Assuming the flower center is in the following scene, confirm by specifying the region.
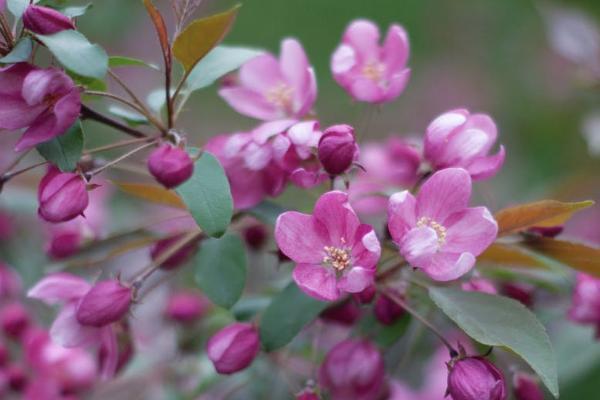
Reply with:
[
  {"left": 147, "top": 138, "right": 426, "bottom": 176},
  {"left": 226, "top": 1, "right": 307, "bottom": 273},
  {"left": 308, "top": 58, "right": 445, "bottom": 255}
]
[
  {"left": 323, "top": 245, "right": 351, "bottom": 271},
  {"left": 266, "top": 82, "right": 294, "bottom": 108},
  {"left": 416, "top": 216, "right": 447, "bottom": 245},
  {"left": 361, "top": 61, "right": 386, "bottom": 82}
]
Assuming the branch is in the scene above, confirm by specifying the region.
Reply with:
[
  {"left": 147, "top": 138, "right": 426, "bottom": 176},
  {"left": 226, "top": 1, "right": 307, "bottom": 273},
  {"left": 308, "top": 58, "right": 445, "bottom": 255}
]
[{"left": 80, "top": 105, "right": 148, "bottom": 138}]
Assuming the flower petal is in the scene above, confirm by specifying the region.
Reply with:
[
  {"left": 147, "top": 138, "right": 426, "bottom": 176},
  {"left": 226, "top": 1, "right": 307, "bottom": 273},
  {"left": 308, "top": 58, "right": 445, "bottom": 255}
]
[
  {"left": 292, "top": 263, "right": 339, "bottom": 301},
  {"left": 416, "top": 168, "right": 471, "bottom": 221},
  {"left": 387, "top": 190, "right": 417, "bottom": 244},
  {"left": 342, "top": 19, "right": 380, "bottom": 61},
  {"left": 219, "top": 87, "right": 281, "bottom": 120},
  {"left": 419, "top": 251, "right": 475, "bottom": 281},
  {"left": 238, "top": 54, "right": 283, "bottom": 93},
  {"left": 275, "top": 211, "right": 327, "bottom": 264},
  {"left": 351, "top": 225, "right": 381, "bottom": 269},
  {"left": 331, "top": 44, "right": 357, "bottom": 76},
  {"left": 0, "top": 96, "right": 44, "bottom": 130},
  {"left": 27, "top": 273, "right": 90, "bottom": 305},
  {"left": 0, "top": 63, "right": 33, "bottom": 96},
  {"left": 382, "top": 24, "right": 409, "bottom": 72},
  {"left": 280, "top": 38, "right": 311, "bottom": 101},
  {"left": 444, "top": 207, "right": 498, "bottom": 256},
  {"left": 424, "top": 109, "right": 468, "bottom": 162},
  {"left": 466, "top": 145, "right": 506, "bottom": 181},
  {"left": 382, "top": 68, "right": 411, "bottom": 102},
  {"left": 313, "top": 191, "right": 361, "bottom": 247},
  {"left": 50, "top": 305, "right": 99, "bottom": 347},
  {"left": 400, "top": 226, "right": 439, "bottom": 267},
  {"left": 337, "top": 266, "right": 374, "bottom": 294},
  {"left": 349, "top": 77, "right": 384, "bottom": 102}
]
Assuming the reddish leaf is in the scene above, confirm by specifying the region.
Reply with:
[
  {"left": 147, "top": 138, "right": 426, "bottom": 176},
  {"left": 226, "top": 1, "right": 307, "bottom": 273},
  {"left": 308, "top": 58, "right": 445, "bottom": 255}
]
[
  {"left": 112, "top": 181, "right": 186, "bottom": 209},
  {"left": 478, "top": 242, "right": 546, "bottom": 269},
  {"left": 143, "top": 0, "right": 172, "bottom": 69},
  {"left": 524, "top": 237, "right": 600, "bottom": 278}
]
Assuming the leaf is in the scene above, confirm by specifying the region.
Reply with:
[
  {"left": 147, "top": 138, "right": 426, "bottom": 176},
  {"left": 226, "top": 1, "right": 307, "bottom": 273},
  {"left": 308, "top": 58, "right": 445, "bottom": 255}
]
[
  {"left": 524, "top": 237, "right": 600, "bottom": 278},
  {"left": 429, "top": 287, "right": 559, "bottom": 397},
  {"left": 172, "top": 5, "right": 240, "bottom": 72},
  {"left": 37, "top": 30, "right": 108, "bottom": 79},
  {"left": 231, "top": 296, "right": 270, "bottom": 321},
  {"left": 247, "top": 200, "right": 286, "bottom": 226},
  {"left": 259, "top": 282, "right": 328, "bottom": 351},
  {"left": 194, "top": 233, "right": 246, "bottom": 309},
  {"left": 356, "top": 312, "right": 411, "bottom": 348},
  {"left": 7, "top": 0, "right": 28, "bottom": 18},
  {"left": 112, "top": 181, "right": 186, "bottom": 209},
  {"left": 0, "top": 38, "right": 32, "bottom": 63},
  {"left": 142, "top": 0, "right": 171, "bottom": 68},
  {"left": 107, "top": 105, "right": 148, "bottom": 126},
  {"left": 109, "top": 56, "right": 159, "bottom": 70},
  {"left": 36, "top": 121, "right": 84, "bottom": 172},
  {"left": 69, "top": 71, "right": 107, "bottom": 91},
  {"left": 177, "top": 152, "right": 233, "bottom": 238},
  {"left": 184, "top": 45, "right": 263, "bottom": 92},
  {"left": 61, "top": 3, "right": 92, "bottom": 17},
  {"left": 495, "top": 200, "right": 594, "bottom": 236},
  {"left": 478, "top": 242, "right": 547, "bottom": 269}
]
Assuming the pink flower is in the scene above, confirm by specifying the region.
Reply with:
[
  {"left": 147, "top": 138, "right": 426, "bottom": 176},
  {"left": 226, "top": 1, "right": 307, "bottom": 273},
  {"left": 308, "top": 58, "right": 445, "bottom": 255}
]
[
  {"left": 513, "top": 372, "right": 544, "bottom": 400},
  {"left": 462, "top": 277, "right": 498, "bottom": 294},
  {"left": 0, "top": 302, "right": 30, "bottom": 339},
  {"left": 165, "top": 290, "right": 210, "bottom": 324},
  {"left": 206, "top": 322, "right": 260, "bottom": 374},
  {"left": 318, "top": 124, "right": 360, "bottom": 175},
  {"left": 447, "top": 357, "right": 507, "bottom": 400},
  {"left": 424, "top": 109, "right": 505, "bottom": 180},
  {"left": 219, "top": 38, "right": 316, "bottom": 120},
  {"left": 38, "top": 166, "right": 89, "bottom": 223},
  {"left": 0, "top": 262, "right": 22, "bottom": 299},
  {"left": 0, "top": 63, "right": 81, "bottom": 151},
  {"left": 23, "top": 5, "right": 75, "bottom": 35},
  {"left": 331, "top": 19, "right": 410, "bottom": 103},
  {"left": 147, "top": 144, "right": 194, "bottom": 189},
  {"left": 568, "top": 273, "right": 600, "bottom": 336},
  {"left": 275, "top": 191, "right": 381, "bottom": 301},
  {"left": 75, "top": 280, "right": 132, "bottom": 327},
  {"left": 374, "top": 291, "right": 405, "bottom": 325},
  {"left": 387, "top": 168, "right": 497, "bottom": 281},
  {"left": 318, "top": 339, "right": 385, "bottom": 400}
]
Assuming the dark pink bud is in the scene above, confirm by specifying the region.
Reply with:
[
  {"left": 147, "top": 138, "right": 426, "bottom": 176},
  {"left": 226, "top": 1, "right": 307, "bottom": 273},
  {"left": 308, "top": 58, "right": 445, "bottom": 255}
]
[
  {"left": 44, "top": 230, "right": 82, "bottom": 260},
  {"left": 374, "top": 292, "right": 405, "bottom": 325},
  {"left": 513, "top": 372, "right": 543, "bottom": 400},
  {"left": 462, "top": 278, "right": 497, "bottom": 295},
  {"left": 447, "top": 357, "right": 507, "bottom": 400},
  {"left": 0, "top": 262, "right": 21, "bottom": 299},
  {"left": 165, "top": 291, "right": 210, "bottom": 324},
  {"left": 354, "top": 284, "right": 376, "bottom": 304},
  {"left": 528, "top": 226, "right": 563, "bottom": 238},
  {"left": 38, "top": 167, "right": 88, "bottom": 223},
  {"left": 501, "top": 283, "right": 534, "bottom": 307},
  {"left": 23, "top": 5, "right": 75, "bottom": 35},
  {"left": 319, "top": 339, "right": 385, "bottom": 400},
  {"left": 0, "top": 343, "right": 9, "bottom": 367},
  {"left": 6, "top": 364, "right": 27, "bottom": 392},
  {"left": 76, "top": 280, "right": 132, "bottom": 327},
  {"left": 147, "top": 144, "right": 194, "bottom": 189},
  {"left": 320, "top": 299, "right": 361, "bottom": 326},
  {"left": 296, "top": 388, "right": 320, "bottom": 400},
  {"left": 150, "top": 233, "right": 200, "bottom": 270},
  {"left": 1, "top": 302, "right": 30, "bottom": 339},
  {"left": 207, "top": 322, "right": 260, "bottom": 374},
  {"left": 318, "top": 124, "right": 359, "bottom": 175},
  {"left": 243, "top": 224, "right": 268, "bottom": 251}
]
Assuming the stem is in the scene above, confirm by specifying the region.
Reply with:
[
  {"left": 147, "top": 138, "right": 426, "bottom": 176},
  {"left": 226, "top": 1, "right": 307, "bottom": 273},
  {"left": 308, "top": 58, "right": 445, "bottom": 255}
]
[
  {"left": 80, "top": 105, "right": 147, "bottom": 138},
  {"left": 0, "top": 14, "right": 14, "bottom": 47},
  {"left": 0, "top": 160, "right": 48, "bottom": 185},
  {"left": 1, "top": 149, "right": 31, "bottom": 176},
  {"left": 85, "top": 136, "right": 157, "bottom": 155},
  {"left": 165, "top": 68, "right": 173, "bottom": 130},
  {"left": 84, "top": 91, "right": 150, "bottom": 120},
  {"left": 85, "top": 141, "right": 157, "bottom": 178},
  {"left": 375, "top": 262, "right": 406, "bottom": 282},
  {"left": 382, "top": 288, "right": 457, "bottom": 355}
]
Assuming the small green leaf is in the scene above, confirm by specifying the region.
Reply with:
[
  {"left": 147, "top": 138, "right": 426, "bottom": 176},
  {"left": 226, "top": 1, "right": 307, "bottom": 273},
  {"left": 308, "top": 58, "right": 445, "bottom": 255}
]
[
  {"left": 107, "top": 105, "right": 148, "bottom": 126},
  {"left": 38, "top": 30, "right": 108, "bottom": 79},
  {"left": 184, "top": 45, "right": 263, "bottom": 92},
  {"left": 232, "top": 296, "right": 270, "bottom": 321},
  {"left": 194, "top": 233, "right": 246, "bottom": 309},
  {"left": 177, "top": 151, "right": 233, "bottom": 238},
  {"left": 429, "top": 287, "right": 559, "bottom": 397},
  {"left": 36, "top": 121, "right": 84, "bottom": 172},
  {"left": 109, "top": 56, "right": 159, "bottom": 70},
  {"left": 7, "top": 0, "right": 29, "bottom": 18},
  {"left": 69, "top": 71, "right": 106, "bottom": 91},
  {"left": 0, "top": 38, "right": 32, "bottom": 63},
  {"left": 61, "top": 3, "right": 92, "bottom": 17},
  {"left": 259, "top": 282, "right": 328, "bottom": 351},
  {"left": 247, "top": 200, "right": 286, "bottom": 226},
  {"left": 357, "top": 312, "right": 412, "bottom": 348}
]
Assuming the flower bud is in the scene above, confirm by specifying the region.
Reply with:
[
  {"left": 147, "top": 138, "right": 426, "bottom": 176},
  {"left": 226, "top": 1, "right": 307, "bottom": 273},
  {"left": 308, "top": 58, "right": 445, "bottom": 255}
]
[
  {"left": 23, "top": 5, "right": 75, "bottom": 35},
  {"left": 447, "top": 357, "right": 506, "bottom": 400},
  {"left": 320, "top": 299, "right": 361, "bottom": 326},
  {"left": 1, "top": 302, "right": 30, "bottom": 339},
  {"left": 513, "top": 372, "right": 543, "bottom": 400},
  {"left": 207, "top": 322, "right": 260, "bottom": 374},
  {"left": 76, "top": 280, "right": 132, "bottom": 327},
  {"left": 461, "top": 278, "right": 497, "bottom": 295},
  {"left": 319, "top": 339, "right": 385, "bottom": 400},
  {"left": 165, "top": 291, "right": 210, "bottom": 324},
  {"left": 318, "top": 124, "right": 359, "bottom": 175},
  {"left": 150, "top": 233, "right": 200, "bottom": 270},
  {"left": 147, "top": 144, "right": 194, "bottom": 189},
  {"left": 296, "top": 388, "right": 320, "bottom": 400},
  {"left": 501, "top": 282, "right": 534, "bottom": 307},
  {"left": 6, "top": 364, "right": 27, "bottom": 392},
  {"left": 0, "top": 262, "right": 21, "bottom": 300},
  {"left": 354, "top": 284, "right": 376, "bottom": 304},
  {"left": 374, "top": 292, "right": 405, "bottom": 325},
  {"left": 38, "top": 167, "right": 88, "bottom": 223},
  {"left": 44, "top": 230, "right": 82, "bottom": 260},
  {"left": 243, "top": 224, "right": 268, "bottom": 251}
]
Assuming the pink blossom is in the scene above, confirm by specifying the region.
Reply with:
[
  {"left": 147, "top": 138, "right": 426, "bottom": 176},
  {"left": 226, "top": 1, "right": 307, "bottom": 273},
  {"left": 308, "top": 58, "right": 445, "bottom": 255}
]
[
  {"left": 75, "top": 280, "right": 132, "bottom": 327},
  {"left": 462, "top": 277, "right": 498, "bottom": 294},
  {"left": 0, "top": 302, "right": 30, "bottom": 339},
  {"left": 219, "top": 38, "right": 317, "bottom": 120},
  {"left": 275, "top": 191, "right": 381, "bottom": 301},
  {"left": 165, "top": 290, "right": 210, "bottom": 324},
  {"left": 447, "top": 356, "right": 507, "bottom": 400},
  {"left": 387, "top": 168, "right": 497, "bottom": 281},
  {"left": 0, "top": 63, "right": 81, "bottom": 151},
  {"left": 38, "top": 166, "right": 89, "bottom": 223},
  {"left": 513, "top": 372, "right": 544, "bottom": 400},
  {"left": 424, "top": 109, "right": 505, "bottom": 180},
  {"left": 320, "top": 298, "right": 361, "bottom": 326},
  {"left": 206, "top": 322, "right": 260, "bottom": 374},
  {"left": 0, "top": 262, "right": 22, "bottom": 299},
  {"left": 374, "top": 291, "right": 405, "bottom": 325},
  {"left": 317, "top": 124, "right": 360, "bottom": 175},
  {"left": 147, "top": 144, "right": 194, "bottom": 189},
  {"left": 331, "top": 19, "right": 410, "bottom": 103},
  {"left": 23, "top": 5, "right": 75, "bottom": 35},
  {"left": 568, "top": 273, "right": 600, "bottom": 336}
]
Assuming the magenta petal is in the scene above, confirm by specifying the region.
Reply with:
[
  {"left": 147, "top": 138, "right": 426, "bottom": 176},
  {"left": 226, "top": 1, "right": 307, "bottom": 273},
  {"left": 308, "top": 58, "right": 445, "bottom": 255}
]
[
  {"left": 15, "top": 112, "right": 57, "bottom": 151},
  {"left": 27, "top": 273, "right": 91, "bottom": 304},
  {"left": 387, "top": 190, "right": 417, "bottom": 244},
  {"left": 424, "top": 109, "right": 468, "bottom": 161},
  {"left": 351, "top": 225, "right": 381, "bottom": 269},
  {"left": 239, "top": 54, "right": 284, "bottom": 93},
  {"left": 50, "top": 305, "right": 99, "bottom": 348},
  {"left": 313, "top": 191, "right": 361, "bottom": 247},
  {"left": 0, "top": 97, "right": 44, "bottom": 130},
  {"left": 420, "top": 251, "right": 476, "bottom": 281},
  {"left": 337, "top": 266, "right": 374, "bottom": 294},
  {"left": 21, "top": 68, "right": 70, "bottom": 105},
  {"left": 331, "top": 44, "right": 357, "bottom": 77},
  {"left": 292, "top": 263, "right": 339, "bottom": 301},
  {"left": 275, "top": 211, "right": 327, "bottom": 264},
  {"left": 400, "top": 226, "right": 439, "bottom": 267},
  {"left": 350, "top": 77, "right": 384, "bottom": 102},
  {"left": 289, "top": 167, "right": 327, "bottom": 188},
  {"left": 467, "top": 145, "right": 506, "bottom": 181},
  {"left": 343, "top": 19, "right": 380, "bottom": 60},
  {"left": 219, "top": 87, "right": 281, "bottom": 120},
  {"left": 99, "top": 327, "right": 118, "bottom": 379},
  {"left": 0, "top": 63, "right": 33, "bottom": 96},
  {"left": 382, "top": 68, "right": 411, "bottom": 102},
  {"left": 416, "top": 168, "right": 471, "bottom": 221},
  {"left": 280, "top": 38, "right": 310, "bottom": 98},
  {"left": 444, "top": 207, "right": 498, "bottom": 256},
  {"left": 463, "top": 113, "right": 498, "bottom": 151},
  {"left": 382, "top": 24, "right": 409, "bottom": 72}
]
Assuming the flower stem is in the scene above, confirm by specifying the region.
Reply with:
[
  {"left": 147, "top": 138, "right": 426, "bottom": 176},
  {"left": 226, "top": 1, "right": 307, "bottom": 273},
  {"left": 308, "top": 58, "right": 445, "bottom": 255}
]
[
  {"left": 85, "top": 136, "right": 158, "bottom": 155},
  {"left": 0, "top": 160, "right": 48, "bottom": 189},
  {"left": 80, "top": 105, "right": 148, "bottom": 138},
  {"left": 85, "top": 140, "right": 158, "bottom": 178}
]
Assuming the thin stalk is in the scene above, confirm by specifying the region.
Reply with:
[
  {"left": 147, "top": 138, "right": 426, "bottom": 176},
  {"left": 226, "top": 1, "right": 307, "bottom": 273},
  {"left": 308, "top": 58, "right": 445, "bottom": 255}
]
[
  {"left": 0, "top": 160, "right": 48, "bottom": 184},
  {"left": 0, "top": 14, "right": 13, "bottom": 47},
  {"left": 80, "top": 105, "right": 147, "bottom": 138},
  {"left": 85, "top": 141, "right": 157, "bottom": 178},
  {"left": 165, "top": 67, "right": 173, "bottom": 130},
  {"left": 85, "top": 136, "right": 157, "bottom": 155},
  {"left": 84, "top": 91, "right": 150, "bottom": 119},
  {"left": 1, "top": 149, "right": 31, "bottom": 176}
]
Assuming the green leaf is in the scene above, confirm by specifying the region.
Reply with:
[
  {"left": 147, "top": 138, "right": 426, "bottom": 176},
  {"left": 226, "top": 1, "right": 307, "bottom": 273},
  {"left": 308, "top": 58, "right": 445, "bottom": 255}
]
[
  {"left": 7, "top": 0, "right": 29, "bottom": 18},
  {"left": 231, "top": 296, "right": 270, "bottom": 321},
  {"left": 36, "top": 121, "right": 84, "bottom": 172},
  {"left": 69, "top": 71, "right": 106, "bottom": 91},
  {"left": 194, "top": 233, "right": 246, "bottom": 309},
  {"left": 38, "top": 30, "right": 108, "bottom": 79},
  {"left": 173, "top": 5, "right": 240, "bottom": 72},
  {"left": 177, "top": 152, "right": 233, "bottom": 238},
  {"left": 61, "top": 3, "right": 92, "bottom": 17},
  {"left": 259, "top": 282, "right": 328, "bottom": 351},
  {"left": 107, "top": 105, "right": 148, "bottom": 126},
  {"left": 357, "top": 312, "right": 412, "bottom": 348},
  {"left": 109, "top": 56, "right": 159, "bottom": 70},
  {"left": 247, "top": 200, "right": 286, "bottom": 226},
  {"left": 429, "top": 287, "right": 559, "bottom": 397},
  {"left": 0, "top": 38, "right": 32, "bottom": 63},
  {"left": 184, "top": 45, "right": 263, "bottom": 92}
]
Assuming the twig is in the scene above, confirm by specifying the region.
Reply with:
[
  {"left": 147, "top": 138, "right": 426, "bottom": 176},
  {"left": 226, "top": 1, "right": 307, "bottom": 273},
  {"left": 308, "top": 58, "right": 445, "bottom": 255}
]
[
  {"left": 80, "top": 105, "right": 148, "bottom": 138},
  {"left": 85, "top": 141, "right": 157, "bottom": 178}
]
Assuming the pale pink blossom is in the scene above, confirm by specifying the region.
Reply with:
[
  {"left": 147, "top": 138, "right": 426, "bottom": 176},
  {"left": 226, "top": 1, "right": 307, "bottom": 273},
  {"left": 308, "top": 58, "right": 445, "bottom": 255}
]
[
  {"left": 331, "top": 19, "right": 410, "bottom": 103},
  {"left": 387, "top": 168, "right": 497, "bottom": 281},
  {"left": 275, "top": 191, "right": 381, "bottom": 301},
  {"left": 568, "top": 273, "right": 600, "bottom": 336}
]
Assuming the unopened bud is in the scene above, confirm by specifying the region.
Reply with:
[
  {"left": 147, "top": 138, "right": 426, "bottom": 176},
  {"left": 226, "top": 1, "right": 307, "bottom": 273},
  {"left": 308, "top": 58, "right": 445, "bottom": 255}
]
[
  {"left": 23, "top": 5, "right": 75, "bottom": 35},
  {"left": 147, "top": 144, "right": 194, "bottom": 189},
  {"left": 76, "top": 280, "right": 132, "bottom": 327},
  {"left": 318, "top": 124, "right": 359, "bottom": 175},
  {"left": 447, "top": 357, "right": 506, "bottom": 400},
  {"left": 207, "top": 322, "right": 260, "bottom": 374},
  {"left": 38, "top": 167, "right": 88, "bottom": 223}
]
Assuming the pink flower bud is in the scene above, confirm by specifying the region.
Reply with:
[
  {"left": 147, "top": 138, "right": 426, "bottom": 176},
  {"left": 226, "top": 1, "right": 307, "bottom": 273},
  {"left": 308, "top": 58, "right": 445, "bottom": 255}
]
[
  {"left": 243, "top": 224, "right": 268, "bottom": 251},
  {"left": 44, "top": 230, "right": 82, "bottom": 260},
  {"left": 320, "top": 299, "right": 361, "bottom": 326},
  {"left": 38, "top": 167, "right": 89, "bottom": 223},
  {"left": 513, "top": 372, "right": 543, "bottom": 400},
  {"left": 147, "top": 144, "right": 194, "bottom": 189},
  {"left": 0, "top": 262, "right": 22, "bottom": 300},
  {"left": 23, "top": 5, "right": 75, "bottom": 35},
  {"left": 354, "top": 284, "right": 376, "bottom": 304},
  {"left": 501, "top": 282, "right": 535, "bottom": 307},
  {"left": 462, "top": 278, "right": 497, "bottom": 295},
  {"left": 76, "top": 280, "right": 132, "bottom": 327},
  {"left": 150, "top": 233, "right": 200, "bottom": 270},
  {"left": 165, "top": 291, "right": 210, "bottom": 324},
  {"left": 1, "top": 302, "right": 30, "bottom": 339},
  {"left": 296, "top": 388, "right": 320, "bottom": 400},
  {"left": 6, "top": 364, "right": 27, "bottom": 392},
  {"left": 0, "top": 343, "right": 9, "bottom": 367},
  {"left": 528, "top": 226, "right": 563, "bottom": 238},
  {"left": 319, "top": 339, "right": 385, "bottom": 400},
  {"left": 447, "top": 357, "right": 506, "bottom": 400},
  {"left": 374, "top": 292, "right": 405, "bottom": 325},
  {"left": 207, "top": 322, "right": 260, "bottom": 374},
  {"left": 318, "top": 124, "right": 359, "bottom": 175}
]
